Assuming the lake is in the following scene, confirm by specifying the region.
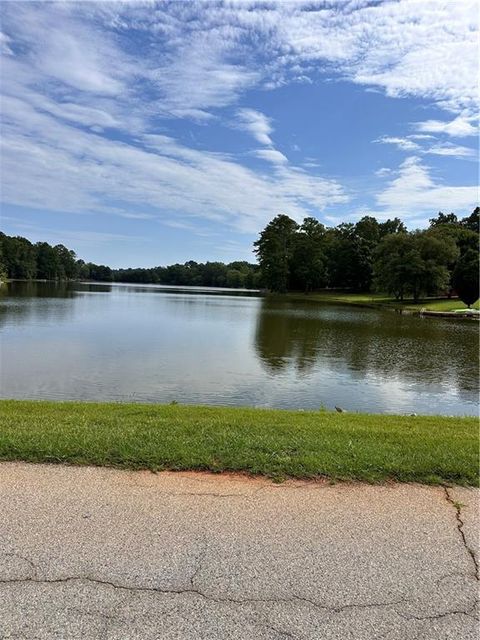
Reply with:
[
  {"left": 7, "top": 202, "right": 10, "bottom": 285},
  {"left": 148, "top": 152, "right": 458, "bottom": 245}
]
[{"left": 1, "top": 281, "right": 478, "bottom": 416}]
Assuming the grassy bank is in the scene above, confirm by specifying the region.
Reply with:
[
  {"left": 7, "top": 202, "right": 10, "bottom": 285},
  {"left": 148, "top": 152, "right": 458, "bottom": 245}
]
[
  {"left": 285, "top": 291, "right": 480, "bottom": 313},
  {"left": 0, "top": 400, "right": 477, "bottom": 485}
]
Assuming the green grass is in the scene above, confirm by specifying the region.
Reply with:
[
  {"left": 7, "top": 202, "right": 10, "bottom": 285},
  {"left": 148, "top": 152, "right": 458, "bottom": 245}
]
[
  {"left": 403, "top": 299, "right": 480, "bottom": 312},
  {"left": 286, "top": 291, "right": 480, "bottom": 313},
  {"left": 0, "top": 400, "right": 477, "bottom": 486}
]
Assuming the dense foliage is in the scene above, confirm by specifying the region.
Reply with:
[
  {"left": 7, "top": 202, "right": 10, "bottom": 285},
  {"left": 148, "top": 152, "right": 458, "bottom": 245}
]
[
  {"left": 0, "top": 232, "right": 260, "bottom": 289},
  {"left": 255, "top": 208, "right": 479, "bottom": 302},
  {"left": 1, "top": 206, "right": 478, "bottom": 302}
]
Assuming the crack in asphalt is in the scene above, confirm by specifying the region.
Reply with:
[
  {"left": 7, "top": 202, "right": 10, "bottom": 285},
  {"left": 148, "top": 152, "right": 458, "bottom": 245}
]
[
  {"left": 1, "top": 564, "right": 478, "bottom": 633},
  {"left": 2, "top": 552, "right": 38, "bottom": 579},
  {"left": 398, "top": 601, "right": 478, "bottom": 622},
  {"left": 435, "top": 571, "right": 475, "bottom": 586},
  {"left": 261, "top": 622, "right": 300, "bottom": 640},
  {"left": 150, "top": 491, "right": 255, "bottom": 498},
  {"left": 189, "top": 545, "right": 207, "bottom": 589},
  {"left": 443, "top": 487, "right": 479, "bottom": 581},
  {"left": 1, "top": 485, "right": 479, "bottom": 635},
  {"left": 0, "top": 574, "right": 411, "bottom": 614}
]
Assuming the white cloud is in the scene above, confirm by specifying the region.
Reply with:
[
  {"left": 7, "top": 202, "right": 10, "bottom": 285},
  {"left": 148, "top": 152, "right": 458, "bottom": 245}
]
[
  {"left": 375, "top": 156, "right": 478, "bottom": 221},
  {"left": 423, "top": 143, "right": 476, "bottom": 158},
  {"left": 376, "top": 136, "right": 420, "bottom": 152},
  {"left": 235, "top": 109, "right": 273, "bottom": 146},
  {"left": 148, "top": 47, "right": 260, "bottom": 117},
  {"left": 376, "top": 134, "right": 476, "bottom": 159},
  {"left": 253, "top": 149, "right": 288, "bottom": 165},
  {"left": 2, "top": 2, "right": 478, "bottom": 128},
  {"left": 1, "top": 96, "right": 348, "bottom": 234},
  {"left": 2, "top": 217, "right": 142, "bottom": 248},
  {"left": 132, "top": 0, "right": 479, "bottom": 116},
  {"left": 408, "top": 134, "right": 435, "bottom": 141},
  {"left": 414, "top": 115, "right": 478, "bottom": 138},
  {"left": 375, "top": 167, "right": 391, "bottom": 177},
  {"left": 0, "top": 31, "right": 13, "bottom": 55},
  {"left": 0, "top": 0, "right": 478, "bottom": 244},
  {"left": 6, "top": 0, "right": 472, "bottom": 122},
  {"left": 4, "top": 5, "right": 129, "bottom": 96}
]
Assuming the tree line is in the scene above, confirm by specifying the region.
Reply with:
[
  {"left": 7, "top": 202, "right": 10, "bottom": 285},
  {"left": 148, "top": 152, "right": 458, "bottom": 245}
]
[
  {"left": 1, "top": 207, "right": 478, "bottom": 304},
  {"left": 0, "top": 232, "right": 260, "bottom": 289},
  {"left": 254, "top": 208, "right": 479, "bottom": 306}
]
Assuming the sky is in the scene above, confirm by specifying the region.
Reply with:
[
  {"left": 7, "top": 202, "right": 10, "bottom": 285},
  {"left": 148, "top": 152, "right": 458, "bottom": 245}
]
[{"left": 0, "top": 0, "right": 478, "bottom": 268}]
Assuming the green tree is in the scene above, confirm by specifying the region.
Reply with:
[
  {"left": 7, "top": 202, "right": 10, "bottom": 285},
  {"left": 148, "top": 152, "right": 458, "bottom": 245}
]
[
  {"left": 36, "top": 242, "right": 60, "bottom": 279},
  {"left": 351, "top": 216, "right": 382, "bottom": 291},
  {"left": 0, "top": 242, "right": 7, "bottom": 282},
  {"left": 452, "top": 249, "right": 479, "bottom": 307},
  {"left": 429, "top": 211, "right": 458, "bottom": 227},
  {"left": 226, "top": 269, "right": 246, "bottom": 288},
  {"left": 54, "top": 245, "right": 78, "bottom": 279},
  {"left": 414, "top": 232, "right": 458, "bottom": 300},
  {"left": 373, "top": 233, "right": 417, "bottom": 300},
  {"left": 374, "top": 232, "right": 457, "bottom": 301},
  {"left": 378, "top": 218, "right": 407, "bottom": 236},
  {"left": 254, "top": 214, "right": 299, "bottom": 292},
  {"left": 460, "top": 207, "right": 479, "bottom": 234},
  {"left": 290, "top": 217, "right": 326, "bottom": 292},
  {"left": 325, "top": 217, "right": 382, "bottom": 291},
  {"left": 0, "top": 234, "right": 37, "bottom": 279},
  {"left": 87, "top": 263, "right": 113, "bottom": 281},
  {"left": 201, "top": 262, "right": 228, "bottom": 287},
  {"left": 324, "top": 224, "right": 356, "bottom": 289}
]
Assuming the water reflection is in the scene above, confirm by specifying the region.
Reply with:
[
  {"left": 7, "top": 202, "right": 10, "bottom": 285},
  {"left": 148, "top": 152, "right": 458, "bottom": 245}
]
[
  {"left": 0, "top": 281, "right": 478, "bottom": 415},
  {"left": 255, "top": 298, "right": 479, "bottom": 396}
]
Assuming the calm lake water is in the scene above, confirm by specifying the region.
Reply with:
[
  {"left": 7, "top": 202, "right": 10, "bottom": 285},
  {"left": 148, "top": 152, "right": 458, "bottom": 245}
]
[{"left": 1, "top": 281, "right": 478, "bottom": 416}]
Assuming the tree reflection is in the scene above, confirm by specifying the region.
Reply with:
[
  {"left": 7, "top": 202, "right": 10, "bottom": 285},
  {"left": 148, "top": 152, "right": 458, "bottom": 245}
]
[
  {"left": 0, "top": 281, "right": 113, "bottom": 329},
  {"left": 254, "top": 297, "right": 479, "bottom": 395}
]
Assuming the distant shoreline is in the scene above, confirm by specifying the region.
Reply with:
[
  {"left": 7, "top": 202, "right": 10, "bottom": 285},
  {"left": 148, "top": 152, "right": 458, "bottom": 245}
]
[
  {"left": 3, "top": 279, "right": 479, "bottom": 318},
  {"left": 282, "top": 291, "right": 480, "bottom": 318}
]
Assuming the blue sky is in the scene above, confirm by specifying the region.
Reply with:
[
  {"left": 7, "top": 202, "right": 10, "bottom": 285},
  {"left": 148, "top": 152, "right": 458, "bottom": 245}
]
[{"left": 1, "top": 0, "right": 478, "bottom": 267}]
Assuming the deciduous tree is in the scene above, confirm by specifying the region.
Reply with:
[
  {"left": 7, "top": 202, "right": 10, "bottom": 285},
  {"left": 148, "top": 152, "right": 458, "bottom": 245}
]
[{"left": 452, "top": 249, "right": 479, "bottom": 307}]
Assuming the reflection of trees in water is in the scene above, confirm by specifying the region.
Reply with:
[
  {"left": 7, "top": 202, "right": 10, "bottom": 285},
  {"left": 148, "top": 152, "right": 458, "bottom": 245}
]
[
  {"left": 254, "top": 298, "right": 479, "bottom": 395},
  {"left": 1, "top": 280, "right": 74, "bottom": 299},
  {"left": 0, "top": 281, "right": 112, "bottom": 329},
  {"left": 1, "top": 281, "right": 113, "bottom": 298}
]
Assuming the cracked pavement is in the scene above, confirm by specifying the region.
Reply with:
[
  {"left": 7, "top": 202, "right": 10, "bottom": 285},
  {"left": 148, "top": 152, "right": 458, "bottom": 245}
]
[{"left": 0, "top": 463, "right": 478, "bottom": 639}]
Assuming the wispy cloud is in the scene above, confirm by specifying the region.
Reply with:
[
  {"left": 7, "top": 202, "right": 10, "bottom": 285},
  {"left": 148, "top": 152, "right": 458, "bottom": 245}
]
[
  {"left": 253, "top": 149, "right": 288, "bottom": 165},
  {"left": 2, "top": 217, "right": 143, "bottom": 248},
  {"left": 376, "top": 134, "right": 476, "bottom": 159},
  {"left": 0, "top": 31, "right": 13, "bottom": 55},
  {"left": 235, "top": 109, "right": 273, "bottom": 146},
  {"left": 375, "top": 136, "right": 420, "bottom": 152},
  {"left": 423, "top": 143, "right": 476, "bottom": 158},
  {"left": 4, "top": 0, "right": 473, "bottom": 124},
  {"left": 1, "top": 96, "right": 348, "bottom": 233},
  {"left": 0, "top": 0, "right": 477, "bottom": 251},
  {"left": 119, "top": 0, "right": 479, "bottom": 116},
  {"left": 375, "top": 167, "right": 391, "bottom": 178},
  {"left": 375, "top": 156, "right": 477, "bottom": 221},
  {"left": 414, "top": 115, "right": 478, "bottom": 138}
]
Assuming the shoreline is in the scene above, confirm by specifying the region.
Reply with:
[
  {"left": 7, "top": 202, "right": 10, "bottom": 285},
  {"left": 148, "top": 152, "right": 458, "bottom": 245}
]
[
  {"left": 4, "top": 279, "right": 479, "bottom": 317},
  {"left": 282, "top": 291, "right": 480, "bottom": 318}
]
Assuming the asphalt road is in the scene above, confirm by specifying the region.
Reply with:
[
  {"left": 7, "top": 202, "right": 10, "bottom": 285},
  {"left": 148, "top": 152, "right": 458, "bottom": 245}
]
[{"left": 0, "top": 463, "right": 478, "bottom": 639}]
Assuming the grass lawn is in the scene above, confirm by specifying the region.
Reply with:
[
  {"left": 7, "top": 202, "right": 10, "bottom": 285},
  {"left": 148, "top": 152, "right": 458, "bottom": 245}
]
[
  {"left": 286, "top": 291, "right": 480, "bottom": 313},
  {"left": 403, "top": 299, "right": 480, "bottom": 312},
  {"left": 0, "top": 400, "right": 477, "bottom": 485}
]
